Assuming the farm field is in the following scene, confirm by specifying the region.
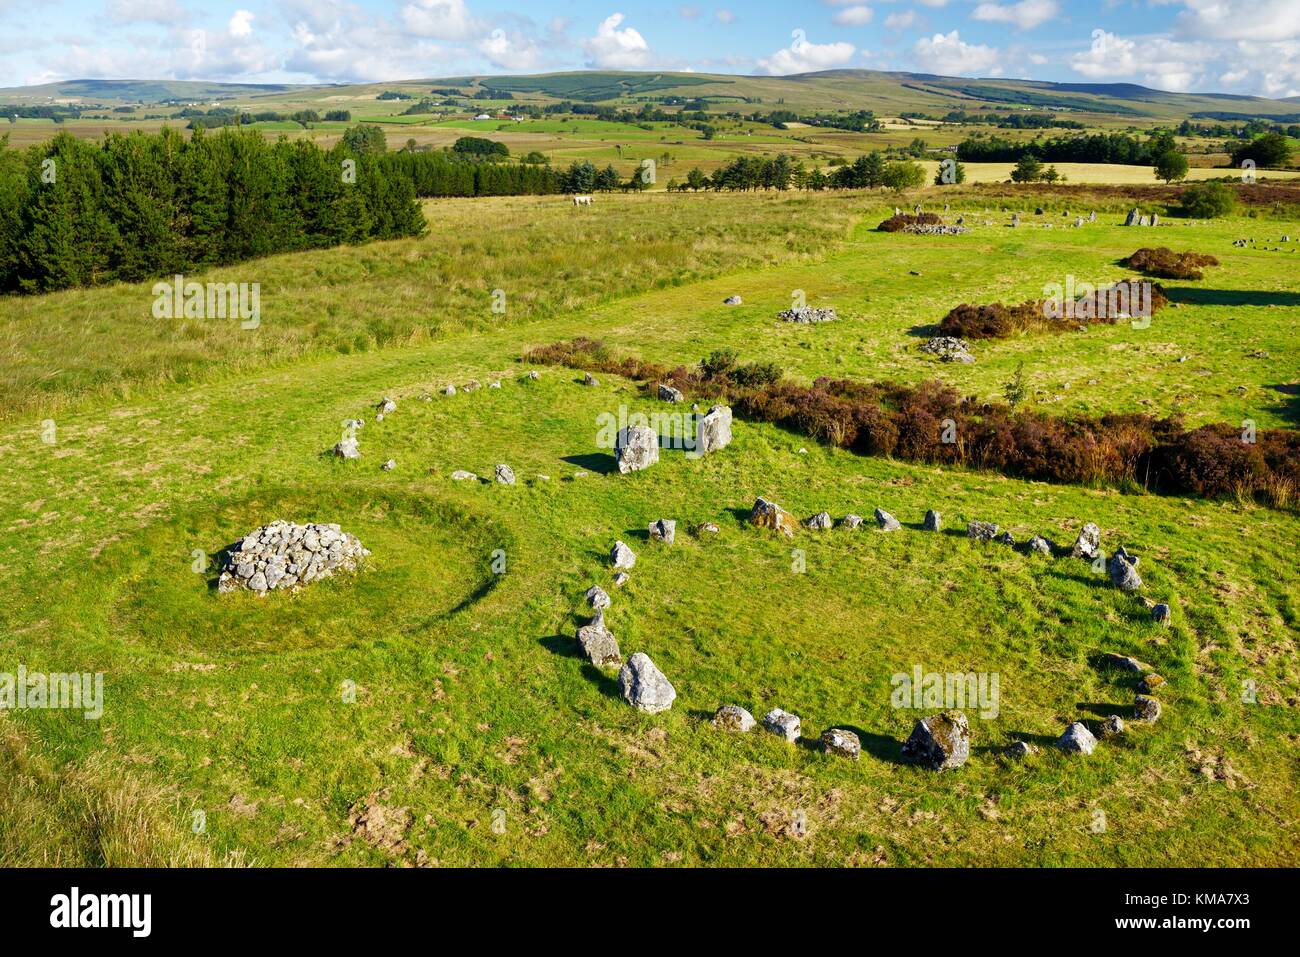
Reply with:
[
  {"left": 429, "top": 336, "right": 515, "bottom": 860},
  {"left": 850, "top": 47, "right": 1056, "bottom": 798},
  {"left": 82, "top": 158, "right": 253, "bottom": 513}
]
[{"left": 4, "top": 187, "right": 1298, "bottom": 867}]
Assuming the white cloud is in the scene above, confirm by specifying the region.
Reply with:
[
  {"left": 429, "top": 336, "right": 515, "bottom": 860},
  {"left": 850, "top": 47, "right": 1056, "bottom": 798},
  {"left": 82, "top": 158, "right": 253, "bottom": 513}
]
[
  {"left": 914, "top": 0, "right": 949, "bottom": 7},
  {"left": 757, "top": 31, "right": 856, "bottom": 74},
  {"left": 478, "top": 27, "right": 544, "bottom": 70},
  {"left": 400, "top": 0, "right": 480, "bottom": 41},
  {"left": 228, "top": 10, "right": 254, "bottom": 39},
  {"left": 912, "top": 30, "right": 1000, "bottom": 75},
  {"left": 832, "top": 5, "right": 874, "bottom": 27},
  {"left": 1069, "top": 29, "right": 1210, "bottom": 92},
  {"left": 1174, "top": 1, "right": 1300, "bottom": 43},
  {"left": 714, "top": 8, "right": 736, "bottom": 24},
  {"left": 971, "top": 0, "right": 1060, "bottom": 31},
  {"left": 581, "top": 13, "right": 654, "bottom": 69},
  {"left": 884, "top": 11, "right": 916, "bottom": 30}
]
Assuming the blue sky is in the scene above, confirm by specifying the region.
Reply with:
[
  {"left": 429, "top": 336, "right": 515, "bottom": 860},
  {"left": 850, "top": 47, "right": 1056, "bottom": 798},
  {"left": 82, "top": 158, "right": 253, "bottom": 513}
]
[{"left": 1, "top": 1, "right": 1298, "bottom": 98}]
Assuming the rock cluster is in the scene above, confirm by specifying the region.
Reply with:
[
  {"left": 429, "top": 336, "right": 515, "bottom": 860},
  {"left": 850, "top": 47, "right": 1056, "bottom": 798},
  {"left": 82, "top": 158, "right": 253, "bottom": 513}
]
[
  {"left": 218, "top": 521, "right": 369, "bottom": 595},
  {"left": 777, "top": 307, "right": 837, "bottom": 324},
  {"left": 920, "top": 336, "right": 975, "bottom": 363},
  {"left": 902, "top": 223, "right": 969, "bottom": 236}
]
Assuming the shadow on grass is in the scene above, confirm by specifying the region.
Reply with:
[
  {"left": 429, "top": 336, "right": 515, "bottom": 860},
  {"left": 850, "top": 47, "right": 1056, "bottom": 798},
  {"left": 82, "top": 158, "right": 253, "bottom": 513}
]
[
  {"left": 1267, "top": 382, "right": 1300, "bottom": 428},
  {"left": 905, "top": 322, "right": 942, "bottom": 338},
  {"left": 1163, "top": 287, "right": 1300, "bottom": 308},
  {"left": 539, "top": 632, "right": 622, "bottom": 700},
  {"left": 562, "top": 453, "right": 616, "bottom": 475},
  {"left": 1076, "top": 701, "right": 1128, "bottom": 718}
]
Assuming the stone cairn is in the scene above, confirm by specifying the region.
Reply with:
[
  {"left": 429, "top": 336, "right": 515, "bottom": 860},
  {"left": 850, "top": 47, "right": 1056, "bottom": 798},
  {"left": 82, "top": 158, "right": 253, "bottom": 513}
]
[{"left": 218, "top": 521, "right": 369, "bottom": 595}]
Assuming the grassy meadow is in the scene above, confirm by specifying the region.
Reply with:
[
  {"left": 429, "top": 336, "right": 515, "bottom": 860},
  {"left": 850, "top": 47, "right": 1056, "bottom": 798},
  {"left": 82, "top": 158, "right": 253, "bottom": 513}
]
[{"left": 2, "top": 186, "right": 1298, "bottom": 867}]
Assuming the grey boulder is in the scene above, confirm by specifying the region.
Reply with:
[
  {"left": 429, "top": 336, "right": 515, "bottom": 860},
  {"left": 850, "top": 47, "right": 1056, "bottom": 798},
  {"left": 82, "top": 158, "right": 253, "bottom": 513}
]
[{"left": 618, "top": 653, "right": 676, "bottom": 713}]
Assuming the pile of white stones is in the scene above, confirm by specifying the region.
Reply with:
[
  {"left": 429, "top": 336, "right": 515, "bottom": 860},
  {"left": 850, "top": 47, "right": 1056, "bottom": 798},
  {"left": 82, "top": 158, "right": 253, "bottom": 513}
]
[
  {"left": 778, "top": 306, "right": 837, "bottom": 324},
  {"left": 217, "top": 521, "right": 370, "bottom": 595}
]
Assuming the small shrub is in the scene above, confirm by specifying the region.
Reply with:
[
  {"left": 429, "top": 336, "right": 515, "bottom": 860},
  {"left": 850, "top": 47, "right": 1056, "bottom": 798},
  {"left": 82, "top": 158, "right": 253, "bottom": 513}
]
[
  {"left": 878, "top": 212, "right": 941, "bottom": 232},
  {"left": 1121, "top": 247, "right": 1219, "bottom": 280},
  {"left": 1179, "top": 182, "right": 1236, "bottom": 219}
]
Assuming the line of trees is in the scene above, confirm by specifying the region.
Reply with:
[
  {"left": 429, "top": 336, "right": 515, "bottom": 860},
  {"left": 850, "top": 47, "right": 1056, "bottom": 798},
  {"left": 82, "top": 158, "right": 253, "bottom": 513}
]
[
  {"left": 957, "top": 131, "right": 1172, "bottom": 166},
  {"left": 670, "top": 152, "right": 925, "bottom": 192},
  {"left": 0, "top": 128, "right": 424, "bottom": 294}
]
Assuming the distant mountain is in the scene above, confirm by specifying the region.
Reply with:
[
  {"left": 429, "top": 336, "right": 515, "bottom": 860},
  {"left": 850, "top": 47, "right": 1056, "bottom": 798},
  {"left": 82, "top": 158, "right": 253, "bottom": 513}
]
[{"left": 1, "top": 70, "right": 1295, "bottom": 121}]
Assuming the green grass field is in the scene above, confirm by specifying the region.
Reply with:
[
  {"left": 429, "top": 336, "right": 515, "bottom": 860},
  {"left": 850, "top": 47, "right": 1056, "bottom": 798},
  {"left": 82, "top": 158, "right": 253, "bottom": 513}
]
[{"left": 2, "top": 186, "right": 1297, "bottom": 867}]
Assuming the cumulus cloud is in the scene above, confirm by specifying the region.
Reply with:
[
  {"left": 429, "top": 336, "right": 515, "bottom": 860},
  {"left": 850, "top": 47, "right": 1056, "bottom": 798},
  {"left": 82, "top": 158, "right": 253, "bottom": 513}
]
[
  {"left": 971, "top": 0, "right": 1060, "bottom": 31},
  {"left": 580, "top": 13, "right": 654, "bottom": 68},
  {"left": 884, "top": 11, "right": 916, "bottom": 30},
  {"left": 832, "top": 5, "right": 874, "bottom": 27},
  {"left": 228, "top": 9, "right": 254, "bottom": 38},
  {"left": 912, "top": 30, "right": 1000, "bottom": 75},
  {"left": 1173, "top": 0, "right": 1300, "bottom": 43},
  {"left": 758, "top": 30, "right": 855, "bottom": 74},
  {"left": 1069, "top": 29, "right": 1211, "bottom": 92},
  {"left": 478, "top": 27, "right": 545, "bottom": 70},
  {"left": 400, "top": 0, "right": 480, "bottom": 41}
]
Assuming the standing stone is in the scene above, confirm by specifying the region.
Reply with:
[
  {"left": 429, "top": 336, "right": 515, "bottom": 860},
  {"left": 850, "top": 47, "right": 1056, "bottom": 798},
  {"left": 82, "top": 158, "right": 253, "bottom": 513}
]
[
  {"left": 802, "top": 511, "right": 832, "bottom": 530},
  {"left": 333, "top": 437, "right": 360, "bottom": 460},
  {"left": 874, "top": 508, "right": 901, "bottom": 531},
  {"left": 923, "top": 510, "right": 941, "bottom": 532},
  {"left": 1134, "top": 695, "right": 1162, "bottom": 723},
  {"left": 750, "top": 497, "right": 797, "bottom": 537},
  {"left": 994, "top": 531, "right": 1016, "bottom": 547},
  {"left": 618, "top": 653, "right": 676, "bottom": 713},
  {"left": 613, "top": 572, "right": 630, "bottom": 587},
  {"left": 693, "top": 521, "right": 721, "bottom": 535},
  {"left": 494, "top": 464, "right": 516, "bottom": 485},
  {"left": 723, "top": 295, "right": 743, "bottom": 306},
  {"left": 902, "top": 711, "right": 970, "bottom": 770},
  {"left": 378, "top": 397, "right": 397, "bottom": 414},
  {"left": 584, "top": 372, "right": 600, "bottom": 387},
  {"left": 1125, "top": 208, "right": 1141, "bottom": 227},
  {"left": 1138, "top": 674, "right": 1166, "bottom": 694},
  {"left": 967, "top": 521, "right": 999, "bottom": 541},
  {"left": 1056, "top": 722, "right": 1097, "bottom": 754},
  {"left": 1109, "top": 553, "right": 1143, "bottom": 592},
  {"left": 1071, "top": 523, "right": 1101, "bottom": 560},
  {"left": 1005, "top": 741, "right": 1037, "bottom": 760},
  {"left": 821, "top": 729, "right": 861, "bottom": 760},
  {"left": 576, "top": 611, "right": 622, "bottom": 666},
  {"left": 615, "top": 425, "right": 659, "bottom": 474},
  {"left": 841, "top": 514, "right": 863, "bottom": 529},
  {"left": 1010, "top": 213, "right": 1020, "bottom": 227},
  {"left": 1101, "top": 715, "right": 1125, "bottom": 738},
  {"left": 381, "top": 459, "right": 396, "bottom": 472},
  {"left": 713, "top": 705, "right": 756, "bottom": 732},
  {"left": 610, "top": 540, "right": 636, "bottom": 569},
  {"left": 648, "top": 518, "right": 676, "bottom": 544},
  {"left": 762, "top": 709, "right": 801, "bottom": 743},
  {"left": 585, "top": 585, "right": 611, "bottom": 610},
  {"left": 1151, "top": 214, "right": 1159, "bottom": 226},
  {"left": 444, "top": 384, "right": 456, "bottom": 396},
  {"left": 698, "top": 405, "right": 733, "bottom": 454},
  {"left": 1152, "top": 603, "right": 1171, "bottom": 624},
  {"left": 658, "top": 383, "right": 684, "bottom": 403},
  {"left": 450, "top": 470, "right": 477, "bottom": 481}
]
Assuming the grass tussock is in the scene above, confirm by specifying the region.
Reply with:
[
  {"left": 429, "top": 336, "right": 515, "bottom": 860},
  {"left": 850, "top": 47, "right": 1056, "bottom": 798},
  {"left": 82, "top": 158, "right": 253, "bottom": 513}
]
[
  {"left": 0, "top": 715, "right": 240, "bottom": 867},
  {"left": 1121, "top": 247, "right": 1221, "bottom": 280},
  {"left": 525, "top": 338, "right": 1300, "bottom": 507}
]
